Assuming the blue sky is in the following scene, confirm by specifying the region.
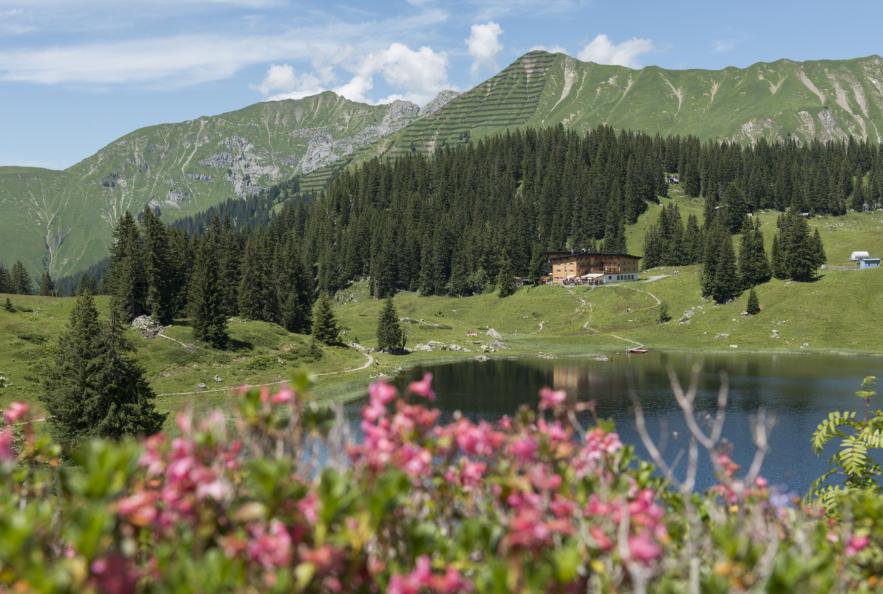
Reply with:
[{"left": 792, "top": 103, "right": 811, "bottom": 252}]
[{"left": 1, "top": 0, "right": 881, "bottom": 169}]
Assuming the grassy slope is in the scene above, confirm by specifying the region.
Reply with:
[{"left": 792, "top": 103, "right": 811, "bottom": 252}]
[{"left": 0, "top": 295, "right": 366, "bottom": 422}]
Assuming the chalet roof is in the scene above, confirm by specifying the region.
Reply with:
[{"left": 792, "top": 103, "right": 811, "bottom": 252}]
[{"left": 544, "top": 250, "right": 641, "bottom": 261}]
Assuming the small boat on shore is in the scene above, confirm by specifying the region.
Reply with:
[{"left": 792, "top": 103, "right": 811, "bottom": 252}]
[{"left": 627, "top": 347, "right": 649, "bottom": 354}]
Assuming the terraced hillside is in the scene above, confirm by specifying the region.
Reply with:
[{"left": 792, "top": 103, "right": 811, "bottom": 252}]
[
  {"left": 0, "top": 92, "right": 432, "bottom": 277},
  {"left": 374, "top": 51, "right": 883, "bottom": 161}
]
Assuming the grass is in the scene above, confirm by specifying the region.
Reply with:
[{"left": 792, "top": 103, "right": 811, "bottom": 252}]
[{"left": 0, "top": 294, "right": 366, "bottom": 423}]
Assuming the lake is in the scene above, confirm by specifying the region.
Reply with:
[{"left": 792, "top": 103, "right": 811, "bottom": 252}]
[{"left": 350, "top": 352, "right": 883, "bottom": 493}]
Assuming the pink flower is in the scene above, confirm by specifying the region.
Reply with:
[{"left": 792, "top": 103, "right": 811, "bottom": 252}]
[
  {"left": 369, "top": 381, "right": 398, "bottom": 406},
  {"left": 388, "top": 555, "right": 433, "bottom": 594},
  {"left": 846, "top": 535, "right": 870, "bottom": 556},
  {"left": 628, "top": 532, "right": 662, "bottom": 564},
  {"left": 508, "top": 509, "right": 551, "bottom": 549},
  {"left": 0, "top": 428, "right": 15, "bottom": 462},
  {"left": 271, "top": 385, "right": 295, "bottom": 404},
  {"left": 3, "top": 401, "right": 28, "bottom": 425},
  {"left": 590, "top": 526, "right": 614, "bottom": 551},
  {"left": 175, "top": 410, "right": 193, "bottom": 434},
  {"left": 298, "top": 492, "right": 319, "bottom": 525},
  {"left": 247, "top": 520, "right": 292, "bottom": 569},
  {"left": 509, "top": 436, "right": 538, "bottom": 464},
  {"left": 399, "top": 444, "right": 432, "bottom": 479},
  {"left": 117, "top": 492, "right": 158, "bottom": 527},
  {"left": 91, "top": 554, "right": 139, "bottom": 594},
  {"left": 408, "top": 373, "right": 436, "bottom": 400},
  {"left": 539, "top": 387, "right": 566, "bottom": 410}
]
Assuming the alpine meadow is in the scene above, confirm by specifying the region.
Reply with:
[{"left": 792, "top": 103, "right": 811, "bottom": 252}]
[{"left": 1, "top": 2, "right": 883, "bottom": 592}]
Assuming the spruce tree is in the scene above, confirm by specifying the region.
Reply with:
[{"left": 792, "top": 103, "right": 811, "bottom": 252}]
[
  {"left": 189, "top": 236, "right": 228, "bottom": 348},
  {"left": 10, "top": 261, "right": 32, "bottom": 295},
  {"left": 311, "top": 293, "right": 341, "bottom": 345},
  {"left": 496, "top": 254, "right": 516, "bottom": 298},
  {"left": 701, "top": 216, "right": 725, "bottom": 298},
  {"left": 108, "top": 212, "right": 147, "bottom": 322},
  {"left": 722, "top": 182, "right": 749, "bottom": 233},
  {"left": 42, "top": 293, "right": 165, "bottom": 451},
  {"left": 746, "top": 288, "right": 760, "bottom": 315},
  {"left": 277, "top": 234, "right": 312, "bottom": 334},
  {"left": 771, "top": 234, "right": 787, "bottom": 279},
  {"left": 711, "top": 233, "right": 740, "bottom": 303},
  {"left": 142, "top": 207, "right": 175, "bottom": 324},
  {"left": 0, "top": 265, "right": 9, "bottom": 294},
  {"left": 218, "top": 219, "right": 242, "bottom": 317},
  {"left": 38, "top": 271, "right": 55, "bottom": 297},
  {"left": 684, "top": 214, "right": 704, "bottom": 264},
  {"left": 738, "top": 219, "right": 771, "bottom": 289},
  {"left": 238, "top": 230, "right": 278, "bottom": 322},
  {"left": 376, "top": 298, "right": 406, "bottom": 352},
  {"left": 77, "top": 273, "right": 98, "bottom": 296},
  {"left": 3, "top": 297, "right": 13, "bottom": 312}
]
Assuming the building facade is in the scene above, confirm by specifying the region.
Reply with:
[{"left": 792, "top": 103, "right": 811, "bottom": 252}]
[{"left": 546, "top": 252, "right": 641, "bottom": 285}]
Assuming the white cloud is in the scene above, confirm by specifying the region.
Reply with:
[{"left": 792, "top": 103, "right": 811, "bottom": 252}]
[
  {"left": 530, "top": 44, "right": 567, "bottom": 55},
  {"left": 466, "top": 21, "right": 502, "bottom": 76},
  {"left": 255, "top": 63, "right": 335, "bottom": 100},
  {"left": 334, "top": 42, "right": 450, "bottom": 105},
  {"left": 0, "top": 9, "right": 449, "bottom": 89},
  {"left": 576, "top": 34, "right": 654, "bottom": 68}
]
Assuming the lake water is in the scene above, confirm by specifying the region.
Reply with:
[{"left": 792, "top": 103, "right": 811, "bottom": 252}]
[{"left": 349, "top": 352, "right": 883, "bottom": 494}]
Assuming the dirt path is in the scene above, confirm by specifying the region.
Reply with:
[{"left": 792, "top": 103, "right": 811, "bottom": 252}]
[
  {"left": 157, "top": 332, "right": 197, "bottom": 351},
  {"left": 571, "top": 286, "right": 647, "bottom": 350},
  {"left": 156, "top": 349, "right": 375, "bottom": 398}
]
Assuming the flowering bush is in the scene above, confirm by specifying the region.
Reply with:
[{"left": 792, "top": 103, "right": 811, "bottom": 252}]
[{"left": 1, "top": 375, "right": 883, "bottom": 593}]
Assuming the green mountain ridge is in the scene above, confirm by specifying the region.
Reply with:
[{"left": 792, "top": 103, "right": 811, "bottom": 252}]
[
  {"left": 4, "top": 51, "right": 883, "bottom": 279},
  {"left": 1, "top": 92, "right": 445, "bottom": 277}
]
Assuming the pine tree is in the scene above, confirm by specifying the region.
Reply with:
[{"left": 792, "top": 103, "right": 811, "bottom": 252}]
[
  {"left": 189, "top": 236, "right": 228, "bottom": 348},
  {"left": 770, "top": 234, "right": 786, "bottom": 279},
  {"left": 711, "top": 233, "right": 740, "bottom": 303},
  {"left": 42, "top": 293, "right": 165, "bottom": 451},
  {"left": 38, "top": 271, "right": 55, "bottom": 296},
  {"left": 746, "top": 288, "right": 760, "bottom": 315},
  {"left": 311, "top": 293, "right": 341, "bottom": 345},
  {"left": 77, "top": 273, "right": 98, "bottom": 296},
  {"left": 738, "top": 218, "right": 771, "bottom": 289},
  {"left": 238, "top": 230, "right": 278, "bottom": 322},
  {"left": 0, "top": 265, "right": 9, "bottom": 294},
  {"left": 277, "top": 234, "right": 312, "bottom": 334},
  {"left": 89, "top": 313, "right": 166, "bottom": 441},
  {"left": 722, "top": 182, "right": 749, "bottom": 233},
  {"left": 683, "top": 214, "right": 704, "bottom": 264},
  {"left": 108, "top": 212, "right": 147, "bottom": 322},
  {"left": 496, "top": 254, "right": 516, "bottom": 298},
  {"left": 218, "top": 219, "right": 242, "bottom": 317},
  {"left": 10, "top": 261, "right": 32, "bottom": 295},
  {"left": 142, "top": 207, "right": 175, "bottom": 324},
  {"left": 376, "top": 298, "right": 406, "bottom": 352},
  {"left": 701, "top": 215, "right": 725, "bottom": 298}
]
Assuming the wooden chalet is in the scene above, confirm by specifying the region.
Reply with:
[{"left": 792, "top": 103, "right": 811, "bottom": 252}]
[{"left": 544, "top": 251, "right": 641, "bottom": 285}]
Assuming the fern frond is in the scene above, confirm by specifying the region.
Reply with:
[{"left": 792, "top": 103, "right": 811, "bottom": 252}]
[
  {"left": 839, "top": 435, "right": 869, "bottom": 476},
  {"left": 811, "top": 411, "right": 855, "bottom": 453}
]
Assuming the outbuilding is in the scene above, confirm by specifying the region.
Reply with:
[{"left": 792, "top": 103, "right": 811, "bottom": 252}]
[
  {"left": 859, "top": 257, "right": 880, "bottom": 269},
  {"left": 851, "top": 251, "right": 870, "bottom": 261}
]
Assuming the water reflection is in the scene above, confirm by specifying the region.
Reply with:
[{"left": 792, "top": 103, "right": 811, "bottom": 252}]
[{"left": 365, "top": 352, "right": 883, "bottom": 492}]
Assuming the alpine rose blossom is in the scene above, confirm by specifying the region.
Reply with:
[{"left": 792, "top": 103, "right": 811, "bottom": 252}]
[
  {"left": 408, "top": 373, "right": 436, "bottom": 400},
  {"left": 3, "top": 401, "right": 28, "bottom": 425},
  {"left": 538, "top": 387, "right": 566, "bottom": 410}
]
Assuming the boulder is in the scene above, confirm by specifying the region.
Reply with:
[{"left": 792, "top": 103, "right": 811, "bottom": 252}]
[{"left": 131, "top": 315, "right": 163, "bottom": 338}]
